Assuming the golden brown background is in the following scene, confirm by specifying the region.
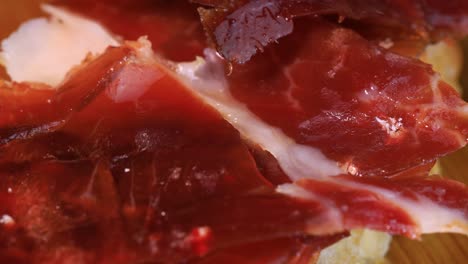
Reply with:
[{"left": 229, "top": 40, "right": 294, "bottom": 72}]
[{"left": 0, "top": 0, "right": 467, "bottom": 263}]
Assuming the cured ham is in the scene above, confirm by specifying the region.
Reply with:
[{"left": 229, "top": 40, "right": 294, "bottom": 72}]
[
  {"left": 0, "top": 37, "right": 467, "bottom": 262},
  {"left": 194, "top": 0, "right": 468, "bottom": 63},
  {"left": 0, "top": 1, "right": 468, "bottom": 263},
  {"left": 182, "top": 18, "right": 468, "bottom": 177},
  {"left": 279, "top": 176, "right": 468, "bottom": 236},
  {"left": 0, "top": 40, "right": 349, "bottom": 263}
]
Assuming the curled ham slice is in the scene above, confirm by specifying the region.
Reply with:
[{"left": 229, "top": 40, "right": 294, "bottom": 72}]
[{"left": 193, "top": 0, "right": 468, "bottom": 63}]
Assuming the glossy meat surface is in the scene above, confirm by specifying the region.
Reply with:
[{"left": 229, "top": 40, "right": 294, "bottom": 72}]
[
  {"left": 194, "top": 0, "right": 468, "bottom": 63},
  {"left": 224, "top": 19, "right": 468, "bottom": 177}
]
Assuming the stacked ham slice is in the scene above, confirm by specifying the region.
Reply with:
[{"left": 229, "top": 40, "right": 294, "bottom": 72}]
[{"left": 0, "top": 0, "right": 468, "bottom": 263}]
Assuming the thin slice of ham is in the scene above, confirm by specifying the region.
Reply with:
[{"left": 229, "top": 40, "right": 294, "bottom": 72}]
[
  {"left": 278, "top": 175, "right": 468, "bottom": 237},
  {"left": 179, "top": 18, "right": 468, "bottom": 178},
  {"left": 194, "top": 0, "right": 468, "bottom": 63}
]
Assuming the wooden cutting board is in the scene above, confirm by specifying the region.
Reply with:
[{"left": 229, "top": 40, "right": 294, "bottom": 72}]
[{"left": 1, "top": 1, "right": 467, "bottom": 263}]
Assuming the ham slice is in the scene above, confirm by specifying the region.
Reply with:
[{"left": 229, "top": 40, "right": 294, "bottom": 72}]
[
  {"left": 279, "top": 175, "right": 468, "bottom": 237},
  {"left": 194, "top": 0, "right": 468, "bottom": 63},
  {"left": 180, "top": 18, "right": 468, "bottom": 178}
]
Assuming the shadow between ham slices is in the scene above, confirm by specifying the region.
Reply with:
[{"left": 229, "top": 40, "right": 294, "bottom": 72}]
[{"left": 0, "top": 38, "right": 468, "bottom": 262}]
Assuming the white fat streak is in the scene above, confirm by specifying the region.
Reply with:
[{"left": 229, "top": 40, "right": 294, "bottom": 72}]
[
  {"left": 176, "top": 50, "right": 343, "bottom": 181},
  {"left": 278, "top": 178, "right": 467, "bottom": 236},
  {"left": 0, "top": 4, "right": 119, "bottom": 86},
  {"left": 430, "top": 75, "right": 443, "bottom": 104},
  {"left": 338, "top": 178, "right": 466, "bottom": 236}
]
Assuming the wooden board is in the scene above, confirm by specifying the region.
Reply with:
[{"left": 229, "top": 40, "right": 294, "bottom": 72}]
[
  {"left": 0, "top": 1, "right": 467, "bottom": 263},
  {"left": 389, "top": 233, "right": 468, "bottom": 264}
]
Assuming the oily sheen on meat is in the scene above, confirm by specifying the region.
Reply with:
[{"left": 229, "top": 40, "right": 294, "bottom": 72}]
[{"left": 194, "top": 0, "right": 468, "bottom": 63}]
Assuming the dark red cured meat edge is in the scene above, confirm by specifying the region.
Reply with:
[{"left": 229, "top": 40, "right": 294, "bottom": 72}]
[{"left": 193, "top": 0, "right": 468, "bottom": 63}]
